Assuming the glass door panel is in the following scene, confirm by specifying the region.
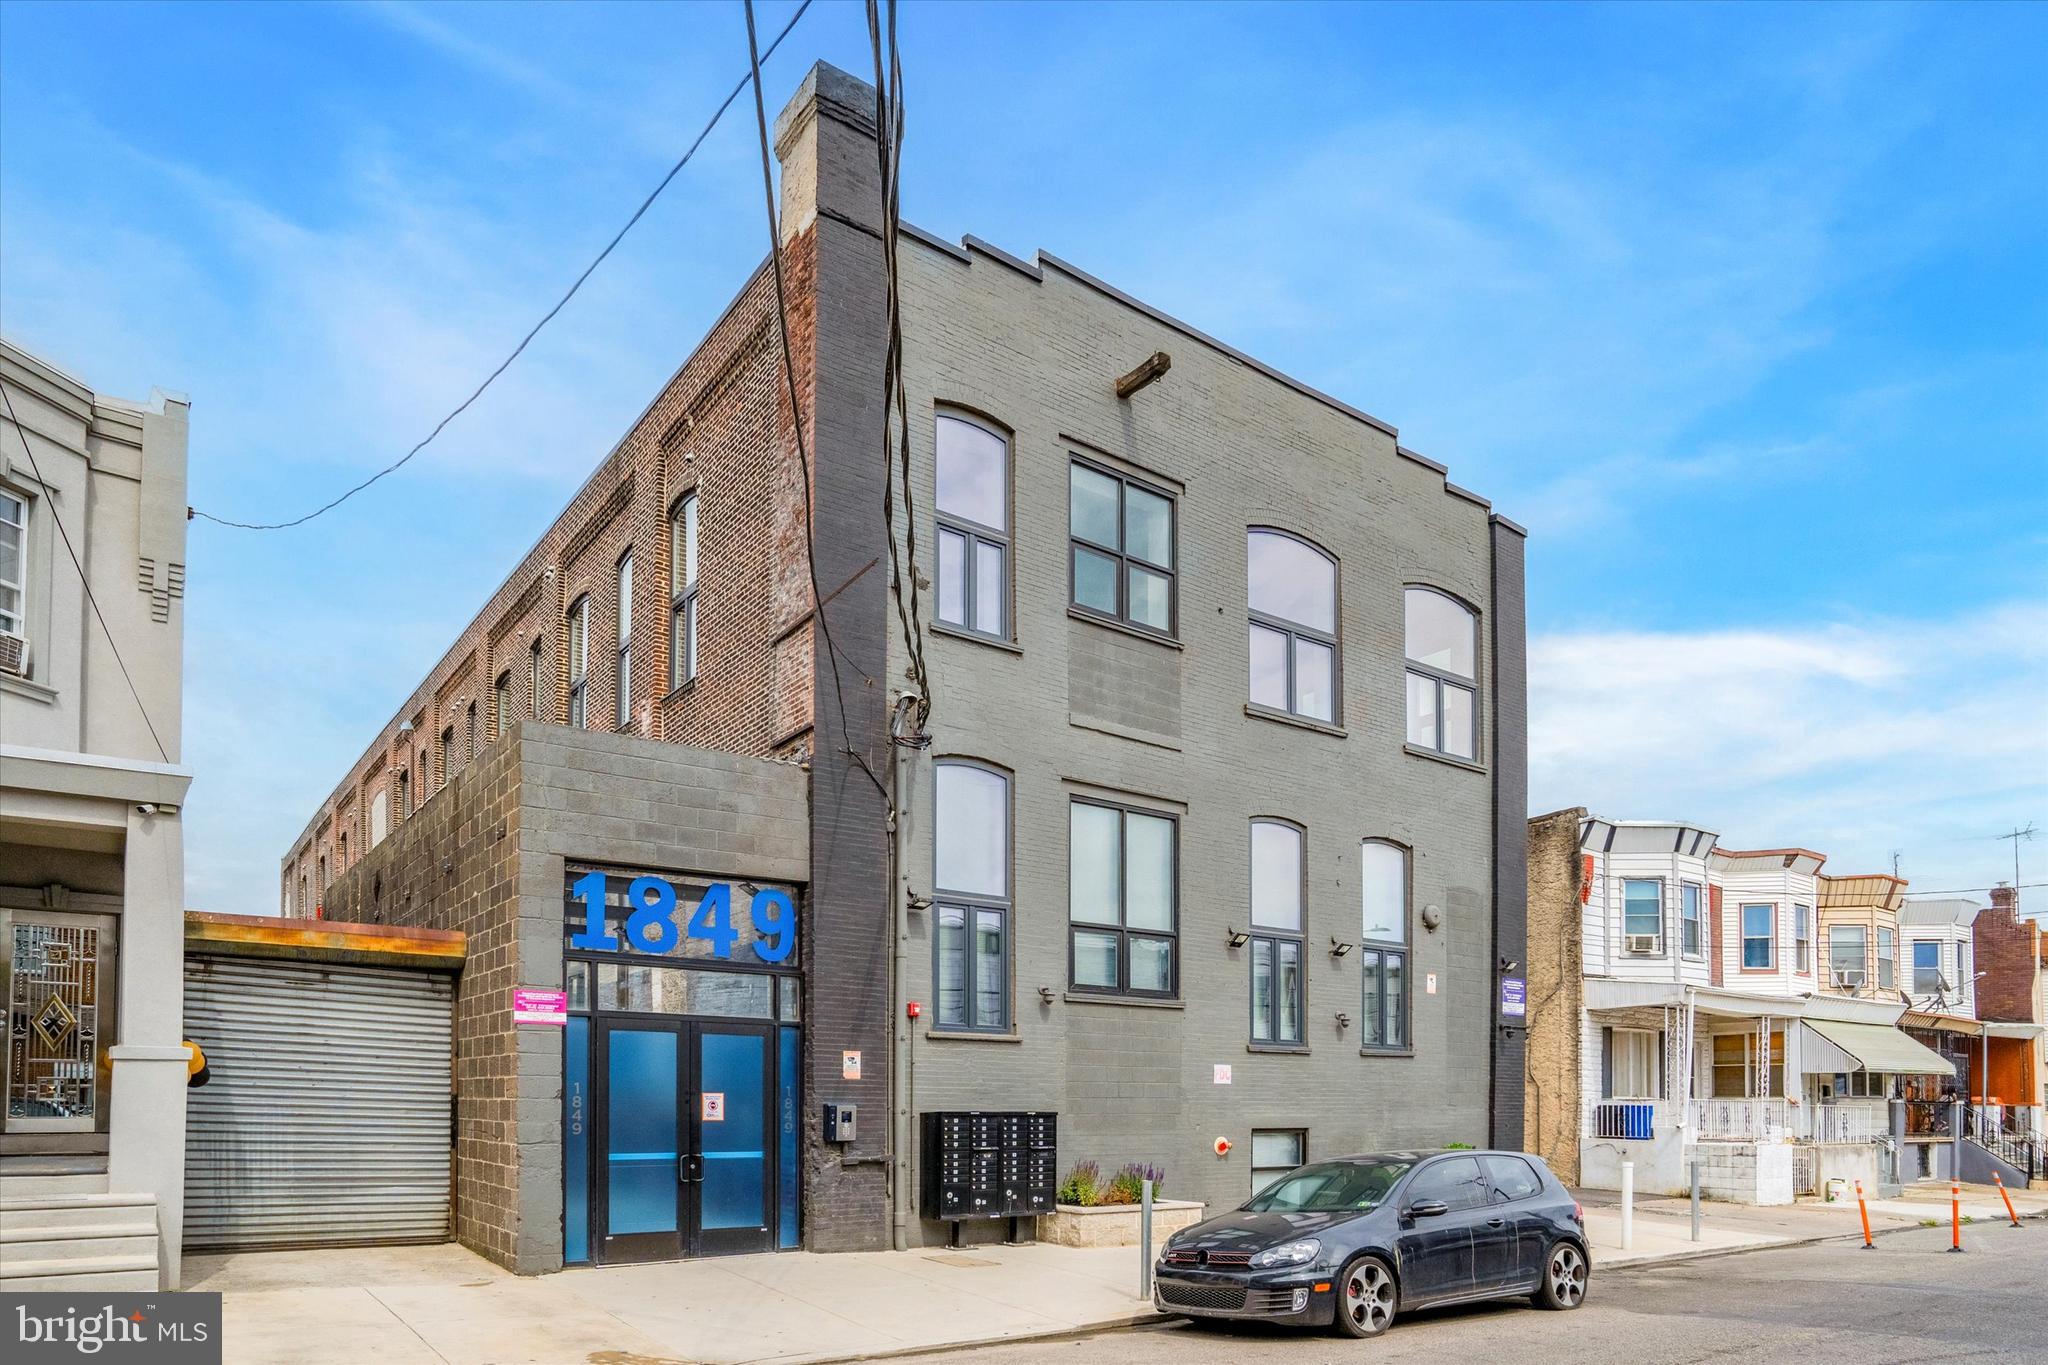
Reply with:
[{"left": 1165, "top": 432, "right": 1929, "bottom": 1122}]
[
  {"left": 693, "top": 1025, "right": 771, "bottom": 1255},
  {"left": 601, "top": 1022, "right": 682, "bottom": 1261},
  {"left": 2, "top": 910, "right": 117, "bottom": 1135}
]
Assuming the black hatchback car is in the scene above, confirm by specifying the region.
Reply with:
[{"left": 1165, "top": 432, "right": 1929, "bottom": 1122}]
[{"left": 1153, "top": 1149, "right": 1587, "bottom": 1338}]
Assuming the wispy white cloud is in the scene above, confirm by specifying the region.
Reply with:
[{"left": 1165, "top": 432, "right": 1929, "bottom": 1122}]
[
  {"left": 350, "top": 1, "right": 579, "bottom": 106},
  {"left": 1531, "top": 600, "right": 2048, "bottom": 894}
]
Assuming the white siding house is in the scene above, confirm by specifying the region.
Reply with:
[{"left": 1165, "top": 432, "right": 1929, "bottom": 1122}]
[
  {"left": 1709, "top": 848, "right": 1825, "bottom": 999},
  {"left": 1899, "top": 897, "right": 1982, "bottom": 1018}
]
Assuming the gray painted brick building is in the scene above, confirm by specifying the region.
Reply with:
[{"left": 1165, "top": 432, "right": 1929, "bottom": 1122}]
[{"left": 289, "top": 60, "right": 1526, "bottom": 1273}]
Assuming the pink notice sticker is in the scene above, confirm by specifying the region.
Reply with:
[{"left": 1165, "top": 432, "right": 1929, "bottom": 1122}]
[{"left": 514, "top": 988, "right": 569, "bottom": 1026}]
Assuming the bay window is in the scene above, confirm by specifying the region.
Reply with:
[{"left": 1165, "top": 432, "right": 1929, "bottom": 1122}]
[{"left": 1877, "top": 927, "right": 1896, "bottom": 989}]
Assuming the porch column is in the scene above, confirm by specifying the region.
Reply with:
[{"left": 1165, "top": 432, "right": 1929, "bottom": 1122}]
[{"left": 108, "top": 803, "right": 189, "bottom": 1289}]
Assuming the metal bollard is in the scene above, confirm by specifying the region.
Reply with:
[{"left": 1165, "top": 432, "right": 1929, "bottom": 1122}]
[
  {"left": 1993, "top": 1172, "right": 2022, "bottom": 1229},
  {"left": 1689, "top": 1159, "right": 1701, "bottom": 1243},
  {"left": 1139, "top": 1178, "right": 1154, "bottom": 1299},
  {"left": 1949, "top": 1178, "right": 1964, "bottom": 1253},
  {"left": 1621, "top": 1157, "right": 1635, "bottom": 1252}
]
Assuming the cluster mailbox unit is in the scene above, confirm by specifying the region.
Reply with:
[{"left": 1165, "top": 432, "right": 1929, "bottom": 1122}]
[{"left": 920, "top": 1111, "right": 1057, "bottom": 1237}]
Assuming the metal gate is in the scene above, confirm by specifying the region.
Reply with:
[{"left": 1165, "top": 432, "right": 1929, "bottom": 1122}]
[{"left": 183, "top": 956, "right": 452, "bottom": 1250}]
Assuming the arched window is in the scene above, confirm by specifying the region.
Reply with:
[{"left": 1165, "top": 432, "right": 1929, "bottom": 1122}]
[
  {"left": 1248, "top": 530, "right": 1337, "bottom": 723},
  {"left": 670, "top": 493, "right": 698, "bottom": 688},
  {"left": 1360, "top": 840, "right": 1410, "bottom": 1051},
  {"left": 615, "top": 550, "right": 634, "bottom": 730},
  {"left": 528, "top": 639, "right": 544, "bottom": 718},
  {"left": 494, "top": 671, "right": 512, "bottom": 739},
  {"left": 440, "top": 725, "right": 455, "bottom": 786},
  {"left": 465, "top": 700, "right": 478, "bottom": 759},
  {"left": 934, "top": 761, "right": 1010, "bottom": 1032},
  {"left": 1249, "top": 819, "right": 1305, "bottom": 1045},
  {"left": 1404, "top": 588, "right": 1478, "bottom": 760},
  {"left": 935, "top": 413, "right": 1010, "bottom": 639},
  {"left": 566, "top": 595, "right": 590, "bottom": 728}
]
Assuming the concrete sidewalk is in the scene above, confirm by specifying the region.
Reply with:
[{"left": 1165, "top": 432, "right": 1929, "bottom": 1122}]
[
  {"left": 189, "top": 1185, "right": 2046, "bottom": 1365},
  {"left": 186, "top": 1240, "right": 1154, "bottom": 1365}
]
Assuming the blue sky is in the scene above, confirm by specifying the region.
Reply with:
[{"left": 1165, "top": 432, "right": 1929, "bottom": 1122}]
[{"left": 3, "top": 1, "right": 2042, "bottom": 914}]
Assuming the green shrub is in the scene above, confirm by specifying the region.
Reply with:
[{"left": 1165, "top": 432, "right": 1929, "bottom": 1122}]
[{"left": 1058, "top": 1159, "right": 1101, "bottom": 1206}]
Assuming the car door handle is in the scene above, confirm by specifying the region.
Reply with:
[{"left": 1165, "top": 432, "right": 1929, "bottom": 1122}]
[{"left": 1486, "top": 1217, "right": 1507, "bottom": 1229}]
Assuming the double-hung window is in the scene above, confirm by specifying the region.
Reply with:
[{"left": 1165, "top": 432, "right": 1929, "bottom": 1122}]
[
  {"left": 615, "top": 551, "right": 633, "bottom": 730},
  {"left": 1247, "top": 530, "right": 1337, "bottom": 724},
  {"left": 935, "top": 415, "right": 1009, "bottom": 639},
  {"left": 1958, "top": 942, "right": 1972, "bottom": 998},
  {"left": 1249, "top": 820, "right": 1305, "bottom": 1046},
  {"left": 1912, "top": 940, "right": 1941, "bottom": 995},
  {"left": 1608, "top": 1028, "right": 1658, "bottom": 1098},
  {"left": 670, "top": 494, "right": 698, "bottom": 688},
  {"left": 1404, "top": 588, "right": 1478, "bottom": 760},
  {"left": 1829, "top": 924, "right": 1867, "bottom": 990},
  {"left": 439, "top": 726, "right": 454, "bottom": 787},
  {"left": 493, "top": 671, "right": 512, "bottom": 739},
  {"left": 1793, "top": 904, "right": 1813, "bottom": 974},
  {"left": 1359, "top": 840, "right": 1410, "bottom": 1051},
  {"left": 1741, "top": 904, "right": 1775, "bottom": 970},
  {"left": 933, "top": 762, "right": 1010, "bottom": 1032},
  {"left": 1681, "top": 882, "right": 1704, "bottom": 958},
  {"left": 0, "top": 490, "right": 26, "bottom": 643},
  {"left": 1069, "top": 800, "right": 1177, "bottom": 997},
  {"left": 1877, "top": 928, "right": 1896, "bottom": 990},
  {"left": 465, "top": 701, "right": 477, "bottom": 760},
  {"left": 1623, "top": 880, "right": 1662, "bottom": 953},
  {"left": 1069, "top": 460, "right": 1174, "bottom": 636},
  {"left": 566, "top": 596, "right": 590, "bottom": 728},
  {"left": 528, "top": 639, "right": 544, "bottom": 717}
]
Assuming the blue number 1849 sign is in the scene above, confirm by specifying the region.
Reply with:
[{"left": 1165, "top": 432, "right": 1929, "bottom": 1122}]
[{"left": 568, "top": 870, "right": 795, "bottom": 964}]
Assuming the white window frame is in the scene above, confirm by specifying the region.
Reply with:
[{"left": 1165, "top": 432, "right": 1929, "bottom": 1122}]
[
  {"left": 934, "top": 413, "right": 1011, "bottom": 641},
  {"left": 1681, "top": 882, "right": 1705, "bottom": 959},
  {"left": 0, "top": 488, "right": 27, "bottom": 639},
  {"left": 566, "top": 595, "right": 590, "bottom": 728}
]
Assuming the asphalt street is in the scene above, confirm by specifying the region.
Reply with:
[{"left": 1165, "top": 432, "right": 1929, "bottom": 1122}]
[{"left": 891, "top": 1224, "right": 2046, "bottom": 1364}]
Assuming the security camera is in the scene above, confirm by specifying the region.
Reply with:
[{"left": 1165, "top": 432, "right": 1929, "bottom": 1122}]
[{"left": 135, "top": 803, "right": 157, "bottom": 816}]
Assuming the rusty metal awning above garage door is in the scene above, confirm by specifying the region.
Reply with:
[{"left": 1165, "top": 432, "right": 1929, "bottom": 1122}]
[
  {"left": 184, "top": 911, "right": 464, "bottom": 970},
  {"left": 183, "top": 914, "right": 463, "bottom": 1253}
]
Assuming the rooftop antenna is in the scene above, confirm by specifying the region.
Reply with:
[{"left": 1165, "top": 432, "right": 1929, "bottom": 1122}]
[
  {"left": 1890, "top": 850, "right": 1902, "bottom": 879},
  {"left": 1995, "top": 823, "right": 2036, "bottom": 904}
]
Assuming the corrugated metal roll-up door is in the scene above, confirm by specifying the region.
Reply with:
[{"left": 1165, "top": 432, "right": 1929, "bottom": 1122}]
[{"left": 184, "top": 957, "right": 453, "bottom": 1250}]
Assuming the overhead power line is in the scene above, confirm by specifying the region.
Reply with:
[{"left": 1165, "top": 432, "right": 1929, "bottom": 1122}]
[
  {"left": 190, "top": 0, "right": 815, "bottom": 531},
  {"left": 2, "top": 382, "right": 172, "bottom": 764}
]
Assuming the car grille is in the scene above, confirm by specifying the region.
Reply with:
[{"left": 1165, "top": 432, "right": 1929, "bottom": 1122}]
[
  {"left": 1162, "top": 1249, "right": 1254, "bottom": 1267},
  {"left": 1157, "top": 1281, "right": 1247, "bottom": 1312},
  {"left": 1155, "top": 1280, "right": 1302, "bottom": 1316}
]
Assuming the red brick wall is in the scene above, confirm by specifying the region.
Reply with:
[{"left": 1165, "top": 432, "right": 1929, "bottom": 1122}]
[
  {"left": 284, "top": 237, "right": 820, "bottom": 897},
  {"left": 1976, "top": 886, "right": 2042, "bottom": 1023}
]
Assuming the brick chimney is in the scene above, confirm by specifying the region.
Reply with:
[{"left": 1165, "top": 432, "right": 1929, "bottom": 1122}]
[{"left": 1974, "top": 883, "right": 2033, "bottom": 1021}]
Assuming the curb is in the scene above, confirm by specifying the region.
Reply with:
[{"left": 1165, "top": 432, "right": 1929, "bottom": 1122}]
[{"left": 783, "top": 1312, "right": 1170, "bottom": 1365}]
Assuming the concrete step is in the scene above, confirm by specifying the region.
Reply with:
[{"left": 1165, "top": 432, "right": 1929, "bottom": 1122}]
[
  {"left": 1, "top": 1226, "right": 158, "bottom": 1263},
  {"left": 0, "top": 1192, "right": 156, "bottom": 1232},
  {"left": 0, "top": 1172, "right": 110, "bottom": 1198},
  {"left": 0, "top": 1254, "right": 158, "bottom": 1292}
]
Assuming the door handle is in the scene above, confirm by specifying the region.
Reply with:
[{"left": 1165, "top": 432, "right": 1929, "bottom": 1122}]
[
  {"left": 1486, "top": 1217, "right": 1507, "bottom": 1229},
  {"left": 679, "top": 1154, "right": 703, "bottom": 1183}
]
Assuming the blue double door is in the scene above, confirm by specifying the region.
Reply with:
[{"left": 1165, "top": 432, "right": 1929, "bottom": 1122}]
[{"left": 598, "top": 1018, "right": 774, "bottom": 1261}]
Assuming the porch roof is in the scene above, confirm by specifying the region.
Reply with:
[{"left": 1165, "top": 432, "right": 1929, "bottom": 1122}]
[
  {"left": 1584, "top": 979, "right": 1905, "bottom": 1024},
  {"left": 1803, "top": 1019, "right": 1954, "bottom": 1077}
]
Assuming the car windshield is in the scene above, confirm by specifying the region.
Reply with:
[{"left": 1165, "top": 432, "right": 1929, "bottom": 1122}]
[{"left": 1243, "top": 1160, "right": 1414, "bottom": 1214}]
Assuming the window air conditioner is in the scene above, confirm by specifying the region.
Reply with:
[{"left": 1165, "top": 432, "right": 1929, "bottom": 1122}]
[
  {"left": 1832, "top": 969, "right": 1865, "bottom": 990},
  {"left": 1625, "top": 933, "right": 1660, "bottom": 954},
  {"left": 0, "top": 631, "right": 28, "bottom": 678}
]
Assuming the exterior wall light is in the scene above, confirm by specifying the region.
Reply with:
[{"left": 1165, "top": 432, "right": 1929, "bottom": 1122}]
[
  {"left": 1329, "top": 937, "right": 1354, "bottom": 958},
  {"left": 1226, "top": 927, "right": 1251, "bottom": 949},
  {"left": 1038, "top": 986, "right": 1055, "bottom": 1005},
  {"left": 1335, "top": 1012, "right": 1351, "bottom": 1031}
]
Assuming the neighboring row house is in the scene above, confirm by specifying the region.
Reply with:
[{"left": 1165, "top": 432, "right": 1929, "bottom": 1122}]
[
  {"left": 1524, "top": 811, "right": 2043, "bottom": 1205},
  {"left": 272, "top": 63, "right": 1531, "bottom": 1276}
]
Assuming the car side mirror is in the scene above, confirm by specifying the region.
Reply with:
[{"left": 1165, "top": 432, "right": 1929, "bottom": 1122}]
[{"left": 1407, "top": 1199, "right": 1449, "bottom": 1218}]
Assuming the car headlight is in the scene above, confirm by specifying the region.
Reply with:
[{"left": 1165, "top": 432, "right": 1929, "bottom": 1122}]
[{"left": 1250, "top": 1238, "right": 1321, "bottom": 1269}]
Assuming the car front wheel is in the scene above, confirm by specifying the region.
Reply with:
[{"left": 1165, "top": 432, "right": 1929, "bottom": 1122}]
[
  {"left": 1332, "top": 1254, "right": 1398, "bottom": 1338},
  {"left": 1535, "top": 1240, "right": 1588, "bottom": 1310}
]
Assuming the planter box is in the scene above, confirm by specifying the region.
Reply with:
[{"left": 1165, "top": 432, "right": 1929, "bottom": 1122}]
[{"left": 1040, "top": 1199, "right": 1205, "bottom": 1248}]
